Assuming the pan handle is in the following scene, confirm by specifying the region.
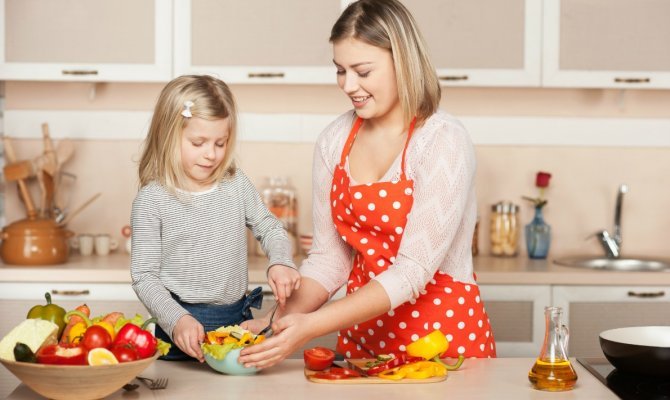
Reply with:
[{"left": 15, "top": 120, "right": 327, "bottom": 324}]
[{"left": 627, "top": 290, "right": 665, "bottom": 298}]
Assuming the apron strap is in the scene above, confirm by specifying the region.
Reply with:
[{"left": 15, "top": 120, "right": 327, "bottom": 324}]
[{"left": 339, "top": 115, "right": 417, "bottom": 180}]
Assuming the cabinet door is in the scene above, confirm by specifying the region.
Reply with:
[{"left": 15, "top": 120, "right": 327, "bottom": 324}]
[
  {"left": 543, "top": 0, "right": 670, "bottom": 89},
  {"left": 0, "top": 0, "right": 172, "bottom": 82},
  {"left": 174, "top": 0, "right": 344, "bottom": 84},
  {"left": 478, "top": 285, "right": 551, "bottom": 357},
  {"left": 553, "top": 285, "right": 670, "bottom": 358},
  {"left": 406, "top": 0, "right": 542, "bottom": 87}
]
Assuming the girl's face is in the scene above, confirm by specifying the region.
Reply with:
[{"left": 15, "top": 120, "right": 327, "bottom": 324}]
[
  {"left": 333, "top": 37, "right": 400, "bottom": 123},
  {"left": 180, "top": 117, "right": 229, "bottom": 191}
]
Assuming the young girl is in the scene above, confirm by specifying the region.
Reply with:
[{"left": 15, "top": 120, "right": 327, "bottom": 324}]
[
  {"left": 241, "top": 0, "right": 495, "bottom": 368},
  {"left": 131, "top": 75, "right": 300, "bottom": 362}
]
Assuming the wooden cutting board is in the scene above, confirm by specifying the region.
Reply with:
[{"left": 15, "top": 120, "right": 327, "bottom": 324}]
[{"left": 304, "top": 359, "right": 447, "bottom": 384}]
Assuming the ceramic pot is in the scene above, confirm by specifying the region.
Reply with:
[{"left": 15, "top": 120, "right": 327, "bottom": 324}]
[{"left": 0, "top": 218, "right": 74, "bottom": 265}]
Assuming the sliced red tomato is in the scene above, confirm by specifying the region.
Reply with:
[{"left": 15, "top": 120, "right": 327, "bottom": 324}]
[
  {"left": 303, "top": 347, "right": 336, "bottom": 371},
  {"left": 313, "top": 367, "right": 361, "bottom": 380}
]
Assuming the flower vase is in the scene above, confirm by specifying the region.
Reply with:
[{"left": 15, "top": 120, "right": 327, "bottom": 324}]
[{"left": 525, "top": 207, "right": 551, "bottom": 259}]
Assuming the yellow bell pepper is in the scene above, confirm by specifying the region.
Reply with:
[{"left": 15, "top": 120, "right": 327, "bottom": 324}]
[
  {"left": 68, "top": 321, "right": 87, "bottom": 344},
  {"left": 406, "top": 330, "right": 465, "bottom": 371},
  {"left": 95, "top": 321, "right": 115, "bottom": 340},
  {"left": 378, "top": 367, "right": 406, "bottom": 380},
  {"left": 377, "top": 361, "right": 448, "bottom": 380},
  {"left": 406, "top": 330, "right": 448, "bottom": 360}
]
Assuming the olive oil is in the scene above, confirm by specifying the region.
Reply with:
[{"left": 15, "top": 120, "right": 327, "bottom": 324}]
[{"left": 528, "top": 358, "right": 578, "bottom": 391}]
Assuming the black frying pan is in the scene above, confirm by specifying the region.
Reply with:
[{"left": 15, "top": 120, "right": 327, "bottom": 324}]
[{"left": 599, "top": 326, "right": 670, "bottom": 377}]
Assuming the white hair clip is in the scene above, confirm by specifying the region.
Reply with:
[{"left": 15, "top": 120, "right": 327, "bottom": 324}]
[{"left": 181, "top": 100, "right": 194, "bottom": 118}]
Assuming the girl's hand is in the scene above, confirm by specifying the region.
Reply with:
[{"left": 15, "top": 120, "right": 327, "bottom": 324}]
[
  {"left": 267, "top": 265, "right": 301, "bottom": 307},
  {"left": 238, "top": 313, "right": 313, "bottom": 369},
  {"left": 173, "top": 314, "right": 205, "bottom": 362}
]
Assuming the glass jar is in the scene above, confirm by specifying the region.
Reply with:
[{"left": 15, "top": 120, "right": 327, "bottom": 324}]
[
  {"left": 256, "top": 177, "right": 298, "bottom": 256},
  {"left": 490, "top": 201, "right": 520, "bottom": 257}
]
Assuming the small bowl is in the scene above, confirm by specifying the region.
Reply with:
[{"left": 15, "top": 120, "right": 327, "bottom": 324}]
[
  {"left": 204, "top": 347, "right": 258, "bottom": 375},
  {"left": 0, "top": 352, "right": 159, "bottom": 400},
  {"left": 600, "top": 326, "right": 670, "bottom": 377}
]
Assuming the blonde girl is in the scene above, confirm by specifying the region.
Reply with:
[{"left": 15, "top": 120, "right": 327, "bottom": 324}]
[{"left": 131, "top": 75, "right": 300, "bottom": 362}]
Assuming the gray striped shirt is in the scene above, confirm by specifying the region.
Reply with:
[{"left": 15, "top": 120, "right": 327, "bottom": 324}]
[{"left": 130, "top": 168, "right": 295, "bottom": 338}]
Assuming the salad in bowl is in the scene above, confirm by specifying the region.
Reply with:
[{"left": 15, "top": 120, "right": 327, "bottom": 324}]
[{"left": 201, "top": 325, "right": 264, "bottom": 375}]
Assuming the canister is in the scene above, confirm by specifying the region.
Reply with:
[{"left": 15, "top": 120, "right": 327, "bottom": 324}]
[{"left": 490, "top": 201, "right": 520, "bottom": 257}]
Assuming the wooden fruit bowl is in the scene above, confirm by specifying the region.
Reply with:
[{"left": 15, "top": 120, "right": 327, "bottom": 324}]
[{"left": 0, "top": 352, "right": 159, "bottom": 400}]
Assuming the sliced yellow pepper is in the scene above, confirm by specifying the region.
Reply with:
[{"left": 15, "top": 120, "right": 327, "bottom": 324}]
[
  {"left": 378, "top": 367, "right": 406, "bottom": 380},
  {"left": 253, "top": 335, "right": 265, "bottom": 344},
  {"left": 223, "top": 336, "right": 238, "bottom": 344},
  {"left": 238, "top": 332, "right": 253, "bottom": 346}
]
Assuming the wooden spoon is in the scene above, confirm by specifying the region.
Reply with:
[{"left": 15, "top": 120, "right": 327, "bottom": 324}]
[{"left": 2, "top": 137, "right": 37, "bottom": 219}]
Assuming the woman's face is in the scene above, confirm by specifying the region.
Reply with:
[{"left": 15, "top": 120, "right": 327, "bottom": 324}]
[
  {"left": 180, "top": 117, "right": 229, "bottom": 191},
  {"left": 333, "top": 37, "right": 400, "bottom": 123}
]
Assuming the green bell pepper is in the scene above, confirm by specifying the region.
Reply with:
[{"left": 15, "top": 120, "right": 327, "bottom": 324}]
[{"left": 27, "top": 292, "right": 66, "bottom": 339}]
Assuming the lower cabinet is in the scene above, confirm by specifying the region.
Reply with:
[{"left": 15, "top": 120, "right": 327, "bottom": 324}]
[
  {"left": 553, "top": 285, "right": 670, "bottom": 358},
  {"left": 478, "top": 285, "right": 551, "bottom": 357}
]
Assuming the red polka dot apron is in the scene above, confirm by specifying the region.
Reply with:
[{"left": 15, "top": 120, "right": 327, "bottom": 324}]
[{"left": 331, "top": 116, "right": 496, "bottom": 359}]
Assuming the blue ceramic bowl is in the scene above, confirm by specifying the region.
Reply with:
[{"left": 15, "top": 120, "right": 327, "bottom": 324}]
[{"left": 203, "top": 347, "right": 258, "bottom": 375}]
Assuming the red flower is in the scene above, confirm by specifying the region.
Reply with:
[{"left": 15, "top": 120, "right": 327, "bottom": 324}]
[
  {"left": 535, "top": 172, "right": 552, "bottom": 188},
  {"left": 523, "top": 171, "right": 552, "bottom": 209}
]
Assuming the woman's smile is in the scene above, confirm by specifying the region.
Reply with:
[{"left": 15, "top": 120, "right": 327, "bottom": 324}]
[{"left": 351, "top": 95, "right": 372, "bottom": 108}]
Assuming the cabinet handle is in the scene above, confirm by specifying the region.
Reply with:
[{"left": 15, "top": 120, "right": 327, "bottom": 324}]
[
  {"left": 51, "top": 289, "right": 90, "bottom": 296},
  {"left": 614, "top": 77, "right": 650, "bottom": 84},
  {"left": 627, "top": 290, "right": 665, "bottom": 298},
  {"left": 248, "top": 72, "right": 285, "bottom": 78},
  {"left": 438, "top": 75, "right": 468, "bottom": 81},
  {"left": 62, "top": 70, "right": 99, "bottom": 76}
]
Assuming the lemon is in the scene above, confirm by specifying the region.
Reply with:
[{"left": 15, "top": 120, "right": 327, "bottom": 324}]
[{"left": 87, "top": 348, "right": 119, "bottom": 366}]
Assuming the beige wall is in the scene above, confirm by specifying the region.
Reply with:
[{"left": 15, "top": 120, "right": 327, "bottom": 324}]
[{"left": 4, "top": 82, "right": 670, "bottom": 259}]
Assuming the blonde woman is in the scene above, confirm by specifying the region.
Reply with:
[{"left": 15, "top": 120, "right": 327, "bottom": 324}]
[
  {"left": 131, "top": 75, "right": 300, "bottom": 362},
  {"left": 241, "top": 0, "right": 495, "bottom": 368}
]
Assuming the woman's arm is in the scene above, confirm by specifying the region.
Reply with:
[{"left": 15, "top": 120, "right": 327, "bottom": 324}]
[{"left": 239, "top": 279, "right": 390, "bottom": 369}]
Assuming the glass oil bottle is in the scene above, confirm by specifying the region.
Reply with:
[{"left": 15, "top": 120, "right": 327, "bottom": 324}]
[{"left": 528, "top": 306, "right": 578, "bottom": 391}]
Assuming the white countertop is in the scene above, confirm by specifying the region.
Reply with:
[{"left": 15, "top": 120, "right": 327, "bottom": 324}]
[
  {"left": 2, "top": 252, "right": 670, "bottom": 286},
  {"left": 5, "top": 358, "right": 617, "bottom": 399}
]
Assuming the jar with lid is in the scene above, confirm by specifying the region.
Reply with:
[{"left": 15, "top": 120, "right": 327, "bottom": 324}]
[
  {"left": 255, "top": 177, "right": 298, "bottom": 256},
  {"left": 490, "top": 201, "right": 519, "bottom": 257}
]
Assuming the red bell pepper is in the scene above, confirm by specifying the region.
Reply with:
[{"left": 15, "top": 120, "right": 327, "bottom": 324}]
[
  {"left": 112, "top": 317, "right": 157, "bottom": 359},
  {"left": 366, "top": 354, "right": 423, "bottom": 376},
  {"left": 36, "top": 343, "right": 87, "bottom": 365}
]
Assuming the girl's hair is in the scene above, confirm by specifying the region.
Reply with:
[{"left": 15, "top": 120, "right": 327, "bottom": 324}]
[
  {"left": 138, "top": 75, "right": 238, "bottom": 192},
  {"left": 330, "top": 0, "right": 441, "bottom": 127}
]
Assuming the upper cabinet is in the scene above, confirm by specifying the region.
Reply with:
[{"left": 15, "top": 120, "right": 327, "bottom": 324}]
[
  {"left": 543, "top": 0, "right": 670, "bottom": 89},
  {"left": 0, "top": 0, "right": 172, "bottom": 82},
  {"left": 174, "top": 0, "right": 344, "bottom": 84},
  {"left": 406, "top": 0, "right": 542, "bottom": 87}
]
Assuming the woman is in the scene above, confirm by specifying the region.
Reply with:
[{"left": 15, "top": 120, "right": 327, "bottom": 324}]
[{"left": 240, "top": 0, "right": 495, "bottom": 368}]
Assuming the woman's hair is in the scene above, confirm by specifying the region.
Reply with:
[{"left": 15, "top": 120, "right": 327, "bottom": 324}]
[
  {"left": 138, "top": 75, "right": 238, "bottom": 192},
  {"left": 330, "top": 0, "right": 440, "bottom": 127}
]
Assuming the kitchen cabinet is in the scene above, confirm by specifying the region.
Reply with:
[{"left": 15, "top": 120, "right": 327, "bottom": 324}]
[
  {"left": 406, "top": 0, "right": 542, "bottom": 87},
  {"left": 553, "top": 285, "right": 670, "bottom": 358},
  {"left": 478, "top": 284, "right": 550, "bottom": 357},
  {"left": 0, "top": 0, "right": 172, "bottom": 82},
  {"left": 174, "top": 0, "right": 344, "bottom": 84},
  {"left": 0, "top": 282, "right": 149, "bottom": 398},
  {"left": 542, "top": 0, "right": 670, "bottom": 89}
]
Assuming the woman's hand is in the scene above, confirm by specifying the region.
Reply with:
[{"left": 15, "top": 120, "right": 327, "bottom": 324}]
[
  {"left": 267, "top": 265, "right": 301, "bottom": 307},
  {"left": 172, "top": 314, "right": 205, "bottom": 362},
  {"left": 238, "top": 313, "right": 313, "bottom": 369}
]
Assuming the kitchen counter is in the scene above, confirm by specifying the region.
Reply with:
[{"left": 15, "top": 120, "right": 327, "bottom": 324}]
[
  {"left": 2, "top": 253, "right": 670, "bottom": 286},
  {"left": 5, "top": 358, "right": 617, "bottom": 399}
]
